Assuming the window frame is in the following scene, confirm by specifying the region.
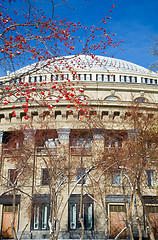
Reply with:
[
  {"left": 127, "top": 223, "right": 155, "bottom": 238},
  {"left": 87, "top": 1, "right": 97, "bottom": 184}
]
[
  {"left": 76, "top": 168, "right": 86, "bottom": 184},
  {"left": 111, "top": 172, "right": 122, "bottom": 186},
  {"left": 41, "top": 168, "right": 50, "bottom": 186},
  {"left": 31, "top": 202, "right": 50, "bottom": 230},
  {"left": 146, "top": 170, "right": 156, "bottom": 187},
  {"left": 69, "top": 194, "right": 94, "bottom": 231},
  {"left": 8, "top": 169, "right": 18, "bottom": 185}
]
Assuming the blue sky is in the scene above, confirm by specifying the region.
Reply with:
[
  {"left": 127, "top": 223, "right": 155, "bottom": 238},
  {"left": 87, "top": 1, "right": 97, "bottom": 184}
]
[
  {"left": 1, "top": 0, "right": 157, "bottom": 75},
  {"left": 54, "top": 0, "right": 158, "bottom": 69}
]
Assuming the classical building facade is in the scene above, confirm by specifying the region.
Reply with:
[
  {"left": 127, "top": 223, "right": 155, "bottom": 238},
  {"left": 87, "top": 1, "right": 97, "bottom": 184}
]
[{"left": 0, "top": 55, "right": 157, "bottom": 239}]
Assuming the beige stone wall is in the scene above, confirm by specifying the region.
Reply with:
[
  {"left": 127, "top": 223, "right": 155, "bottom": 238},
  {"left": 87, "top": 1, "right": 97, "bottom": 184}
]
[{"left": 0, "top": 67, "right": 157, "bottom": 238}]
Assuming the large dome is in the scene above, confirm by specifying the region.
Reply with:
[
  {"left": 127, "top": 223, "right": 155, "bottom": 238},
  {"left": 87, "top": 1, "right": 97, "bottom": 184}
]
[
  {"left": 12, "top": 55, "right": 155, "bottom": 76},
  {"left": 67, "top": 55, "right": 152, "bottom": 74}
]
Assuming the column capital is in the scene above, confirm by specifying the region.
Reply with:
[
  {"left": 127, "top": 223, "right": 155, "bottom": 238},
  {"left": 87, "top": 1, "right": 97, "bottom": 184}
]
[
  {"left": 23, "top": 129, "right": 36, "bottom": 141},
  {"left": 92, "top": 129, "right": 104, "bottom": 140},
  {"left": 57, "top": 128, "right": 71, "bottom": 141},
  {"left": 127, "top": 129, "right": 138, "bottom": 140}
]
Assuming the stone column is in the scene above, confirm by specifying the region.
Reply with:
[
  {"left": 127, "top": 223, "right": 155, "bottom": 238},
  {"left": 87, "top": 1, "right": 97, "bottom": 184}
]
[
  {"left": 0, "top": 131, "right": 3, "bottom": 155},
  {"left": 0, "top": 131, "right": 4, "bottom": 174},
  {"left": 0, "top": 131, "right": 4, "bottom": 236},
  {"left": 23, "top": 129, "right": 36, "bottom": 148},
  {"left": 56, "top": 128, "right": 70, "bottom": 233},
  {"left": 57, "top": 128, "right": 70, "bottom": 144},
  {"left": 92, "top": 129, "right": 105, "bottom": 156}
]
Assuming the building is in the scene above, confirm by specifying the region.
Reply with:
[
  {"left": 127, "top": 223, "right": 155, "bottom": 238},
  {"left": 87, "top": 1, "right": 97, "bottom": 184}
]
[{"left": 0, "top": 55, "right": 157, "bottom": 239}]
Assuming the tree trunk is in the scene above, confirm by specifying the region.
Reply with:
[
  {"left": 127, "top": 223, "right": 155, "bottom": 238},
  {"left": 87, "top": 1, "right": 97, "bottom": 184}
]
[
  {"left": 104, "top": 213, "right": 108, "bottom": 240},
  {"left": 134, "top": 197, "right": 142, "bottom": 240},
  {"left": 79, "top": 155, "right": 84, "bottom": 240},
  {"left": 121, "top": 171, "right": 134, "bottom": 240},
  {"left": 11, "top": 189, "right": 18, "bottom": 240}
]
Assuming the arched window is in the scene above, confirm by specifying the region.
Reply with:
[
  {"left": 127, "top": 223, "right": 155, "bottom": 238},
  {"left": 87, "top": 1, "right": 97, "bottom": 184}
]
[
  {"left": 78, "top": 95, "right": 90, "bottom": 101},
  {"left": 135, "top": 97, "right": 149, "bottom": 103},
  {"left": 16, "top": 97, "right": 26, "bottom": 102},
  {"left": 105, "top": 96, "right": 120, "bottom": 101},
  {"left": 45, "top": 96, "right": 58, "bottom": 100}
]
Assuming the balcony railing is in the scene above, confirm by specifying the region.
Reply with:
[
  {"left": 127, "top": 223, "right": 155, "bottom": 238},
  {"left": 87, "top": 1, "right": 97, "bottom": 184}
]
[
  {"left": 70, "top": 146, "right": 92, "bottom": 156},
  {"left": 3, "top": 147, "right": 24, "bottom": 156},
  {"left": 36, "top": 146, "right": 57, "bottom": 155}
]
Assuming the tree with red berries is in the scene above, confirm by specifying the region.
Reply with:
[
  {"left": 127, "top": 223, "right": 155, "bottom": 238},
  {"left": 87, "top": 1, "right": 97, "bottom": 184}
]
[{"left": 0, "top": 1, "right": 122, "bottom": 240}]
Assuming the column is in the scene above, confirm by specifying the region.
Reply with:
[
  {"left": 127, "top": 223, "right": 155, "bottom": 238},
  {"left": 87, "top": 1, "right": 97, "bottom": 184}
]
[
  {"left": 57, "top": 128, "right": 70, "bottom": 144},
  {"left": 56, "top": 128, "right": 70, "bottom": 233},
  {"left": 23, "top": 129, "right": 36, "bottom": 148},
  {"left": 92, "top": 129, "right": 105, "bottom": 156},
  {"left": 0, "top": 131, "right": 3, "bottom": 155}
]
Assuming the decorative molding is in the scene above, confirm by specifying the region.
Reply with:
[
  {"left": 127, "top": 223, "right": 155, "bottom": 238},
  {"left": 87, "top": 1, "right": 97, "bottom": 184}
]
[
  {"left": 106, "top": 195, "right": 131, "bottom": 203},
  {"left": 140, "top": 91, "right": 145, "bottom": 97},
  {"left": 111, "top": 90, "right": 115, "bottom": 95}
]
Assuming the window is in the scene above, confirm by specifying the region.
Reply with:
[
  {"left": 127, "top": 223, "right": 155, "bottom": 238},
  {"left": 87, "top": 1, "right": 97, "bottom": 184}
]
[
  {"left": 146, "top": 170, "right": 156, "bottom": 187},
  {"left": 105, "top": 137, "right": 122, "bottom": 149},
  {"left": 41, "top": 168, "right": 50, "bottom": 185},
  {"left": 110, "top": 204, "right": 125, "bottom": 212},
  {"left": 71, "top": 137, "right": 92, "bottom": 148},
  {"left": 135, "top": 97, "right": 149, "bottom": 103},
  {"left": 70, "top": 204, "right": 76, "bottom": 229},
  {"left": 71, "top": 137, "right": 92, "bottom": 155},
  {"left": 146, "top": 205, "right": 158, "bottom": 213},
  {"left": 69, "top": 194, "right": 93, "bottom": 230},
  {"left": 32, "top": 203, "right": 49, "bottom": 230},
  {"left": 8, "top": 169, "right": 18, "bottom": 185},
  {"left": 78, "top": 95, "right": 89, "bottom": 101},
  {"left": 112, "top": 172, "right": 122, "bottom": 186},
  {"left": 105, "top": 96, "right": 120, "bottom": 101},
  {"left": 76, "top": 168, "right": 86, "bottom": 184}
]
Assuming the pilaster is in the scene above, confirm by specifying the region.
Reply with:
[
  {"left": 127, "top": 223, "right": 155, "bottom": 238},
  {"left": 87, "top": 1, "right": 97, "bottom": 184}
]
[{"left": 92, "top": 129, "right": 105, "bottom": 156}]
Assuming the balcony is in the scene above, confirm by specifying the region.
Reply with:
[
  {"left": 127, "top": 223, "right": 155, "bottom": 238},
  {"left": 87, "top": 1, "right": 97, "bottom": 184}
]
[
  {"left": 70, "top": 146, "right": 92, "bottom": 156},
  {"left": 2, "top": 147, "right": 25, "bottom": 156},
  {"left": 36, "top": 146, "right": 57, "bottom": 155}
]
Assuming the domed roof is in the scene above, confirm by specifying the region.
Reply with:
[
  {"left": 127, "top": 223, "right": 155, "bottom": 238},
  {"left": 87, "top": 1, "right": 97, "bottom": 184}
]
[
  {"left": 68, "top": 55, "right": 151, "bottom": 74},
  {"left": 12, "top": 54, "right": 155, "bottom": 76}
]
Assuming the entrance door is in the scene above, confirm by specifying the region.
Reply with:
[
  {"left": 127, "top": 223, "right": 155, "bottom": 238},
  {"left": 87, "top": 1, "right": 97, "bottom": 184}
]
[
  {"left": 110, "top": 204, "right": 127, "bottom": 239},
  {"left": 1, "top": 205, "right": 18, "bottom": 239},
  {"left": 149, "top": 213, "right": 158, "bottom": 239}
]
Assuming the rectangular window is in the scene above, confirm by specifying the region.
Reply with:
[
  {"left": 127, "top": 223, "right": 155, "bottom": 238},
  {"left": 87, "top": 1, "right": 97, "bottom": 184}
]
[
  {"left": 87, "top": 203, "right": 93, "bottom": 229},
  {"left": 146, "top": 170, "right": 155, "bottom": 187},
  {"left": 70, "top": 204, "right": 76, "bottom": 229},
  {"left": 34, "top": 206, "right": 40, "bottom": 229},
  {"left": 40, "top": 76, "right": 42, "bottom": 82},
  {"left": 32, "top": 203, "right": 49, "bottom": 230},
  {"left": 105, "top": 138, "right": 122, "bottom": 149},
  {"left": 41, "top": 168, "right": 50, "bottom": 185},
  {"left": 112, "top": 172, "right": 122, "bottom": 186},
  {"left": 69, "top": 194, "right": 93, "bottom": 230},
  {"left": 146, "top": 205, "right": 158, "bottom": 214},
  {"left": 76, "top": 168, "right": 86, "bottom": 184},
  {"left": 8, "top": 169, "right": 18, "bottom": 185},
  {"left": 42, "top": 204, "right": 48, "bottom": 229},
  {"left": 110, "top": 204, "right": 125, "bottom": 212}
]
